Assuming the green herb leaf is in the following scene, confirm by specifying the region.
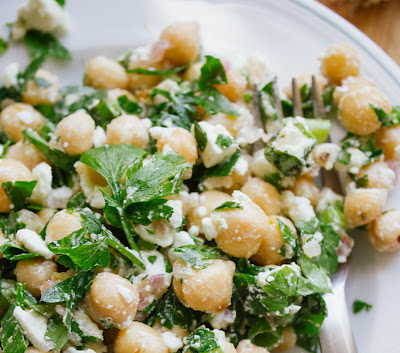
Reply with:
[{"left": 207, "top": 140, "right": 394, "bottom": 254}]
[
  {"left": 264, "top": 147, "right": 303, "bottom": 177},
  {"left": 24, "top": 30, "right": 71, "bottom": 61},
  {"left": 17, "top": 54, "right": 48, "bottom": 92},
  {"left": 55, "top": 0, "right": 65, "bottom": 6},
  {"left": 2, "top": 180, "right": 37, "bottom": 211},
  {"left": 183, "top": 327, "right": 223, "bottom": 353},
  {"left": 67, "top": 192, "right": 89, "bottom": 208},
  {"left": 117, "top": 95, "right": 143, "bottom": 114},
  {"left": 45, "top": 315, "right": 69, "bottom": 350},
  {"left": 174, "top": 245, "right": 222, "bottom": 270},
  {"left": 193, "top": 122, "right": 208, "bottom": 152},
  {"left": 124, "top": 199, "right": 174, "bottom": 226},
  {"left": 0, "top": 242, "right": 42, "bottom": 261},
  {"left": 264, "top": 173, "right": 282, "bottom": 192},
  {"left": 198, "top": 56, "right": 227, "bottom": 90},
  {"left": 23, "top": 129, "right": 79, "bottom": 171},
  {"left": 214, "top": 201, "right": 243, "bottom": 211},
  {"left": 126, "top": 65, "right": 188, "bottom": 76},
  {"left": 352, "top": 299, "right": 372, "bottom": 314},
  {"left": 215, "top": 134, "right": 233, "bottom": 149},
  {"left": 248, "top": 316, "right": 283, "bottom": 350},
  {"left": 34, "top": 76, "right": 52, "bottom": 87},
  {"left": 0, "top": 305, "right": 29, "bottom": 353},
  {"left": 299, "top": 254, "right": 332, "bottom": 293},
  {"left": 195, "top": 87, "right": 238, "bottom": 116},
  {"left": 0, "top": 37, "right": 8, "bottom": 55},
  {"left": 370, "top": 104, "right": 399, "bottom": 127},
  {"left": 277, "top": 218, "right": 298, "bottom": 257}
]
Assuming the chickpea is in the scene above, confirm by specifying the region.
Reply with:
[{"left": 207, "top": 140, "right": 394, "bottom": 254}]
[
  {"left": 215, "top": 67, "right": 247, "bottom": 102},
  {"left": 85, "top": 56, "right": 129, "bottom": 90},
  {"left": 5, "top": 140, "right": 46, "bottom": 169},
  {"left": 14, "top": 258, "right": 57, "bottom": 297},
  {"left": 320, "top": 43, "right": 360, "bottom": 85},
  {"left": 251, "top": 216, "right": 297, "bottom": 266},
  {"left": 114, "top": 322, "right": 168, "bottom": 353},
  {"left": 183, "top": 61, "right": 204, "bottom": 82},
  {"left": 25, "top": 349, "right": 50, "bottom": 353},
  {"left": 339, "top": 86, "right": 391, "bottom": 136},
  {"left": 128, "top": 61, "right": 163, "bottom": 91},
  {"left": 274, "top": 326, "right": 297, "bottom": 352},
  {"left": 156, "top": 127, "right": 198, "bottom": 179},
  {"left": 152, "top": 321, "right": 189, "bottom": 353},
  {"left": 241, "top": 177, "right": 281, "bottom": 215},
  {"left": 210, "top": 192, "right": 268, "bottom": 258},
  {"left": 283, "top": 73, "right": 327, "bottom": 100},
  {"left": 51, "top": 112, "right": 95, "bottom": 155},
  {"left": 212, "top": 329, "right": 237, "bottom": 353},
  {"left": 84, "top": 272, "right": 139, "bottom": 329},
  {"left": 0, "top": 158, "right": 33, "bottom": 213},
  {"left": 333, "top": 76, "right": 376, "bottom": 104},
  {"left": 107, "top": 88, "right": 137, "bottom": 102},
  {"left": 376, "top": 124, "right": 400, "bottom": 161},
  {"left": 187, "top": 190, "right": 232, "bottom": 230},
  {"left": 173, "top": 258, "right": 235, "bottom": 313},
  {"left": 288, "top": 175, "right": 320, "bottom": 208},
  {"left": 357, "top": 161, "right": 395, "bottom": 190},
  {"left": 0, "top": 230, "right": 6, "bottom": 259},
  {"left": 344, "top": 188, "right": 387, "bottom": 229},
  {"left": 368, "top": 209, "right": 400, "bottom": 252},
  {"left": 237, "top": 339, "right": 269, "bottom": 353},
  {"left": 0, "top": 103, "right": 45, "bottom": 142},
  {"left": 159, "top": 22, "right": 201, "bottom": 67},
  {"left": 18, "top": 209, "right": 44, "bottom": 233},
  {"left": 22, "top": 69, "right": 61, "bottom": 105},
  {"left": 45, "top": 210, "right": 82, "bottom": 243},
  {"left": 37, "top": 208, "right": 57, "bottom": 225},
  {"left": 106, "top": 115, "right": 149, "bottom": 149}
]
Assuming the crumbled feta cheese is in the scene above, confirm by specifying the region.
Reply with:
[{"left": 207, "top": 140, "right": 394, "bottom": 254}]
[
  {"left": 302, "top": 232, "right": 324, "bottom": 258},
  {"left": 92, "top": 126, "right": 107, "bottom": 148},
  {"left": 129, "top": 45, "right": 152, "bottom": 64},
  {"left": 166, "top": 200, "right": 183, "bottom": 228},
  {"left": 244, "top": 53, "right": 272, "bottom": 86},
  {"left": 281, "top": 190, "right": 316, "bottom": 222},
  {"left": 134, "top": 219, "right": 175, "bottom": 247},
  {"left": 316, "top": 187, "right": 344, "bottom": 214},
  {"left": 173, "top": 231, "right": 195, "bottom": 248},
  {"left": 193, "top": 122, "right": 238, "bottom": 168},
  {"left": 73, "top": 308, "right": 103, "bottom": 341},
  {"left": 312, "top": 143, "right": 341, "bottom": 170},
  {"left": 149, "top": 126, "right": 174, "bottom": 140},
  {"left": 30, "top": 162, "right": 52, "bottom": 206},
  {"left": 250, "top": 148, "right": 278, "bottom": 178},
  {"left": 162, "top": 331, "right": 183, "bottom": 352},
  {"left": 77, "top": 164, "right": 106, "bottom": 209},
  {"left": 335, "top": 147, "right": 368, "bottom": 174},
  {"left": 256, "top": 263, "right": 301, "bottom": 288},
  {"left": 210, "top": 309, "right": 236, "bottom": 330},
  {"left": 16, "top": 229, "right": 54, "bottom": 259},
  {"left": 233, "top": 155, "right": 248, "bottom": 176},
  {"left": 154, "top": 79, "right": 181, "bottom": 104},
  {"left": 13, "top": 307, "right": 54, "bottom": 352},
  {"left": 271, "top": 118, "right": 315, "bottom": 161},
  {"left": 47, "top": 186, "right": 73, "bottom": 209},
  {"left": 17, "top": 0, "right": 70, "bottom": 38},
  {"left": 64, "top": 348, "right": 96, "bottom": 353},
  {"left": 1, "top": 63, "right": 19, "bottom": 88},
  {"left": 201, "top": 217, "right": 217, "bottom": 241}
]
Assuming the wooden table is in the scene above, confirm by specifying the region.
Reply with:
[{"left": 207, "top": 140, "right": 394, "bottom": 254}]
[{"left": 319, "top": 0, "right": 400, "bottom": 65}]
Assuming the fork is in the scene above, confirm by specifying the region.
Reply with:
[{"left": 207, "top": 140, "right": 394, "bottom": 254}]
[{"left": 299, "top": 76, "right": 358, "bottom": 353}]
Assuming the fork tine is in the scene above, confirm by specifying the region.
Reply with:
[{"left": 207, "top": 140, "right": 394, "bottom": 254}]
[
  {"left": 312, "top": 75, "right": 326, "bottom": 119},
  {"left": 271, "top": 77, "right": 284, "bottom": 120},
  {"left": 292, "top": 78, "right": 303, "bottom": 117}
]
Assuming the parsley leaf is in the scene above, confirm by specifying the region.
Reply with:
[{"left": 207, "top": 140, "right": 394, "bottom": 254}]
[
  {"left": 126, "top": 65, "right": 188, "bottom": 76},
  {"left": 117, "top": 95, "right": 143, "bottom": 114},
  {"left": 299, "top": 254, "right": 332, "bottom": 293},
  {"left": 183, "top": 327, "right": 223, "bottom": 353},
  {"left": 265, "top": 147, "right": 303, "bottom": 177},
  {"left": 277, "top": 218, "right": 298, "bottom": 257},
  {"left": 352, "top": 299, "right": 372, "bottom": 314},
  {"left": 198, "top": 55, "right": 227, "bottom": 90},
  {"left": 55, "top": 0, "right": 65, "bottom": 6},
  {"left": 0, "top": 37, "right": 8, "bottom": 55},
  {"left": 1, "top": 181, "right": 37, "bottom": 211},
  {"left": 34, "top": 76, "right": 52, "bottom": 87},
  {"left": 0, "top": 242, "right": 42, "bottom": 261},
  {"left": 214, "top": 201, "right": 243, "bottom": 211},
  {"left": 215, "top": 134, "right": 233, "bottom": 149},
  {"left": 174, "top": 245, "right": 222, "bottom": 270},
  {"left": 24, "top": 30, "right": 71, "bottom": 61},
  {"left": 193, "top": 122, "right": 208, "bottom": 152},
  {"left": 248, "top": 316, "right": 283, "bottom": 349},
  {"left": 370, "top": 104, "right": 399, "bottom": 127},
  {"left": 66, "top": 192, "right": 89, "bottom": 208},
  {"left": 45, "top": 315, "right": 69, "bottom": 350},
  {"left": 195, "top": 87, "right": 238, "bottom": 116},
  {"left": 264, "top": 173, "right": 282, "bottom": 192},
  {"left": 0, "top": 305, "right": 29, "bottom": 353}
]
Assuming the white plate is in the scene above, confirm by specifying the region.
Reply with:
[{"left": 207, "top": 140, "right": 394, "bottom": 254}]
[{"left": 1, "top": 1, "right": 400, "bottom": 352}]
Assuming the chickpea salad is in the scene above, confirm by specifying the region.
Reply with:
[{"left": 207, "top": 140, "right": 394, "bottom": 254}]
[{"left": 1, "top": 1, "right": 400, "bottom": 353}]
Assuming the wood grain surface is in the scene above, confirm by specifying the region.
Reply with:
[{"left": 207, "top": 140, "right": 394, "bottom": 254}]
[{"left": 319, "top": 0, "right": 400, "bottom": 64}]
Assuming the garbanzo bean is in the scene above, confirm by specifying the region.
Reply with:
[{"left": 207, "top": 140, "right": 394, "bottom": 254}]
[
  {"left": 0, "top": 158, "right": 33, "bottom": 213},
  {"left": 241, "top": 177, "right": 281, "bottom": 215},
  {"left": 85, "top": 56, "right": 129, "bottom": 90},
  {"left": 22, "top": 69, "right": 61, "bottom": 105},
  {"left": 274, "top": 326, "right": 297, "bottom": 352},
  {"left": 187, "top": 190, "right": 232, "bottom": 230},
  {"left": 14, "top": 258, "right": 57, "bottom": 297},
  {"left": 106, "top": 115, "right": 149, "bottom": 149},
  {"left": 357, "top": 161, "right": 395, "bottom": 190},
  {"left": 37, "top": 208, "right": 57, "bottom": 225},
  {"left": 173, "top": 258, "right": 235, "bottom": 313},
  {"left": 213, "top": 329, "right": 237, "bottom": 353},
  {"left": 209, "top": 192, "right": 268, "bottom": 258},
  {"left": 84, "top": 272, "right": 139, "bottom": 329},
  {"left": 215, "top": 67, "right": 247, "bottom": 103},
  {"left": 45, "top": 210, "right": 82, "bottom": 243},
  {"left": 320, "top": 43, "right": 360, "bottom": 85},
  {"left": 159, "top": 22, "right": 201, "bottom": 67},
  {"left": 0, "top": 103, "right": 45, "bottom": 142},
  {"left": 183, "top": 61, "right": 204, "bottom": 82},
  {"left": 333, "top": 76, "right": 376, "bottom": 104},
  {"left": 344, "top": 188, "right": 387, "bottom": 229},
  {"left": 114, "top": 322, "right": 168, "bottom": 353},
  {"left": 288, "top": 175, "right": 320, "bottom": 208},
  {"left": 368, "top": 209, "right": 400, "bottom": 252},
  {"left": 18, "top": 209, "right": 44, "bottom": 233},
  {"left": 51, "top": 112, "right": 95, "bottom": 155},
  {"left": 6, "top": 140, "right": 46, "bottom": 169},
  {"left": 107, "top": 88, "right": 137, "bottom": 102},
  {"left": 251, "top": 216, "right": 297, "bottom": 266},
  {"left": 339, "top": 86, "right": 391, "bottom": 136},
  {"left": 25, "top": 348, "right": 51, "bottom": 353},
  {"left": 237, "top": 339, "right": 269, "bottom": 353},
  {"left": 376, "top": 124, "right": 400, "bottom": 161}
]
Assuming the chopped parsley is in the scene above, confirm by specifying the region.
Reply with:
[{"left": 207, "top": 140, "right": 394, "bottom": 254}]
[{"left": 352, "top": 300, "right": 373, "bottom": 314}]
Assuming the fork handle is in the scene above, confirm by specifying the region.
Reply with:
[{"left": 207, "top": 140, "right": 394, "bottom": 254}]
[{"left": 319, "top": 283, "right": 358, "bottom": 353}]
